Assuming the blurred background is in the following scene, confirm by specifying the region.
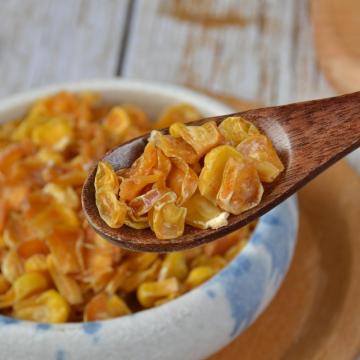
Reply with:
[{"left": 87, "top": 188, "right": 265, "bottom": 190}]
[{"left": 0, "top": 0, "right": 358, "bottom": 164}]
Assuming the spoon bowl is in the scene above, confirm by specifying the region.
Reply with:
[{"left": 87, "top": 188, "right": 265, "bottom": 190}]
[{"left": 82, "top": 92, "right": 360, "bottom": 252}]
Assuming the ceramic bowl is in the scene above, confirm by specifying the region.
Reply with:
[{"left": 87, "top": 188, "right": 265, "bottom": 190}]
[{"left": 0, "top": 80, "right": 298, "bottom": 360}]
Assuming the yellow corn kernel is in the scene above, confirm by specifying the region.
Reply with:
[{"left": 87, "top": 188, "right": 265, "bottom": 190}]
[
  {"left": 158, "top": 253, "right": 188, "bottom": 281},
  {"left": 14, "top": 290, "right": 70, "bottom": 323},
  {"left": 121, "top": 260, "right": 161, "bottom": 293},
  {"left": 154, "top": 103, "right": 201, "bottom": 129},
  {"left": 43, "top": 183, "right": 79, "bottom": 209},
  {"left": 0, "top": 288, "right": 15, "bottom": 308},
  {"left": 125, "top": 253, "right": 158, "bottom": 272},
  {"left": 154, "top": 293, "right": 177, "bottom": 307},
  {"left": 0, "top": 274, "right": 11, "bottom": 294},
  {"left": 31, "top": 116, "right": 74, "bottom": 151},
  {"left": 137, "top": 277, "right": 179, "bottom": 308},
  {"left": 24, "top": 254, "right": 48, "bottom": 273},
  {"left": 185, "top": 266, "right": 215, "bottom": 289},
  {"left": 36, "top": 148, "right": 63, "bottom": 165},
  {"left": 84, "top": 293, "right": 131, "bottom": 321},
  {"left": 105, "top": 264, "right": 129, "bottom": 295},
  {"left": 107, "top": 294, "right": 131, "bottom": 317},
  {"left": 191, "top": 255, "right": 227, "bottom": 271},
  {"left": 13, "top": 272, "right": 49, "bottom": 301},
  {"left": 218, "top": 116, "right": 259, "bottom": 146},
  {"left": 47, "top": 255, "right": 83, "bottom": 305},
  {"left": 1, "top": 250, "right": 23, "bottom": 283},
  {"left": 103, "top": 107, "right": 131, "bottom": 144}
]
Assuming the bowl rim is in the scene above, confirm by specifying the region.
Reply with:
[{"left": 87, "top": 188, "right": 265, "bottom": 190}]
[
  {"left": 0, "top": 79, "right": 297, "bottom": 331},
  {"left": 0, "top": 79, "right": 232, "bottom": 116}
]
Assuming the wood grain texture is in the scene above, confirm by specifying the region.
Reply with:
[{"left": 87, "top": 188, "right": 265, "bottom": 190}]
[
  {"left": 0, "top": 0, "right": 129, "bottom": 98},
  {"left": 312, "top": 0, "right": 360, "bottom": 94},
  {"left": 82, "top": 92, "right": 360, "bottom": 252},
  {"left": 123, "top": 0, "right": 334, "bottom": 105}
]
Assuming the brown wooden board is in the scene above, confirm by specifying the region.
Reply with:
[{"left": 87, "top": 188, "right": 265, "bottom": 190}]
[
  {"left": 312, "top": 0, "right": 360, "bottom": 94},
  {"left": 208, "top": 95, "right": 360, "bottom": 360}
]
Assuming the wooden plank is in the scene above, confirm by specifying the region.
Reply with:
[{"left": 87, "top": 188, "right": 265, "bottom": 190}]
[
  {"left": 0, "top": 0, "right": 129, "bottom": 98},
  {"left": 123, "top": 0, "right": 334, "bottom": 105}
]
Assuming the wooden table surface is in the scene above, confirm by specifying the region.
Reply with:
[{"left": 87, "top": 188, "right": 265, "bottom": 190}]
[{"left": 1, "top": 0, "right": 358, "bottom": 172}]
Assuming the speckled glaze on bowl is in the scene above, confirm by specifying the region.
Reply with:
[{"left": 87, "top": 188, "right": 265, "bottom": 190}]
[{"left": 0, "top": 80, "right": 298, "bottom": 360}]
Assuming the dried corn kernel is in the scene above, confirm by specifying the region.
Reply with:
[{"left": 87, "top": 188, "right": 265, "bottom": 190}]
[
  {"left": 95, "top": 161, "right": 119, "bottom": 191},
  {"left": 185, "top": 266, "right": 215, "bottom": 289},
  {"left": 31, "top": 116, "right": 73, "bottom": 151},
  {"left": 13, "top": 272, "right": 49, "bottom": 301},
  {"left": 169, "top": 121, "right": 223, "bottom": 157},
  {"left": 95, "top": 161, "right": 127, "bottom": 228},
  {"left": 190, "top": 255, "right": 227, "bottom": 271},
  {"left": 1, "top": 250, "right": 23, "bottom": 283},
  {"left": 203, "top": 227, "right": 250, "bottom": 256},
  {"left": 0, "top": 275, "right": 10, "bottom": 294},
  {"left": 14, "top": 289, "right": 70, "bottom": 323},
  {"left": 167, "top": 158, "right": 198, "bottom": 205},
  {"left": 137, "top": 278, "right": 179, "bottom": 308},
  {"left": 84, "top": 292, "right": 131, "bottom": 321},
  {"left": 17, "top": 239, "right": 49, "bottom": 259},
  {"left": 102, "top": 107, "right": 131, "bottom": 144},
  {"left": 198, "top": 145, "right": 243, "bottom": 204},
  {"left": 0, "top": 289, "right": 15, "bottom": 309},
  {"left": 47, "top": 255, "right": 83, "bottom": 305},
  {"left": 24, "top": 254, "right": 48, "bottom": 273},
  {"left": 183, "top": 192, "right": 229, "bottom": 230},
  {"left": 219, "top": 116, "right": 259, "bottom": 145},
  {"left": 149, "top": 192, "right": 187, "bottom": 240},
  {"left": 43, "top": 183, "right": 79, "bottom": 209},
  {"left": 122, "top": 104, "right": 151, "bottom": 131},
  {"left": 128, "top": 188, "right": 165, "bottom": 217},
  {"left": 125, "top": 253, "right": 158, "bottom": 272},
  {"left": 154, "top": 103, "right": 200, "bottom": 129},
  {"left": 158, "top": 253, "right": 188, "bottom": 281},
  {"left": 119, "top": 173, "right": 161, "bottom": 201},
  {"left": 120, "top": 259, "right": 161, "bottom": 293},
  {"left": 105, "top": 263, "right": 128, "bottom": 295},
  {"left": 47, "top": 228, "right": 82, "bottom": 274},
  {"left": 237, "top": 134, "right": 284, "bottom": 182},
  {"left": 216, "top": 157, "right": 264, "bottom": 215},
  {"left": 149, "top": 130, "right": 198, "bottom": 164}
]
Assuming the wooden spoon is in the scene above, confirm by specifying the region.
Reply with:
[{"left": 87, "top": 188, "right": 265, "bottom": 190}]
[{"left": 82, "top": 92, "right": 360, "bottom": 252}]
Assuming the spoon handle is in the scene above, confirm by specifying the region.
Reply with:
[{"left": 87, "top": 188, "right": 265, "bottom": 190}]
[{"left": 242, "top": 91, "right": 360, "bottom": 190}]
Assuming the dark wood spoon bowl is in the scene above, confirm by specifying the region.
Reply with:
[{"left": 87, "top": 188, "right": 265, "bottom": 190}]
[{"left": 82, "top": 92, "right": 360, "bottom": 252}]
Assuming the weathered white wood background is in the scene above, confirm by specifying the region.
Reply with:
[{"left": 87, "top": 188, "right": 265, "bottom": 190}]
[{"left": 0, "top": 0, "right": 358, "bottom": 170}]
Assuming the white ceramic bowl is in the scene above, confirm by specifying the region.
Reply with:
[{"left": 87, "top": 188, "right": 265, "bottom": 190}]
[{"left": 0, "top": 80, "right": 298, "bottom": 360}]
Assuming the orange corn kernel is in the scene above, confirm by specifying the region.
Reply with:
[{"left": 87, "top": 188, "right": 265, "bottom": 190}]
[
  {"left": 84, "top": 293, "right": 130, "bottom": 321},
  {"left": 198, "top": 145, "right": 243, "bottom": 204},
  {"left": 149, "top": 130, "right": 198, "bottom": 164},
  {"left": 149, "top": 192, "right": 187, "bottom": 240},
  {"left": 216, "top": 157, "right": 264, "bottom": 215},
  {"left": 218, "top": 116, "right": 259, "bottom": 146},
  {"left": 169, "top": 121, "right": 224, "bottom": 157},
  {"left": 14, "top": 289, "right": 70, "bottom": 323},
  {"left": 237, "top": 134, "right": 284, "bottom": 182},
  {"left": 17, "top": 239, "right": 49, "bottom": 259},
  {"left": 167, "top": 158, "right": 198, "bottom": 205},
  {"left": 47, "top": 228, "right": 82, "bottom": 274},
  {"left": 154, "top": 103, "right": 201, "bottom": 129}
]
